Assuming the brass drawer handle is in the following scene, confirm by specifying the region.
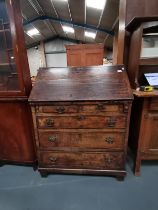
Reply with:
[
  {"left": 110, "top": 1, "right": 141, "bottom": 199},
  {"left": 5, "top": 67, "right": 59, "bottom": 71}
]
[
  {"left": 49, "top": 157, "right": 57, "bottom": 164},
  {"left": 46, "top": 118, "right": 54, "bottom": 127},
  {"left": 96, "top": 103, "right": 105, "bottom": 111},
  {"left": 105, "top": 157, "right": 113, "bottom": 164},
  {"left": 107, "top": 117, "right": 117, "bottom": 127},
  {"left": 56, "top": 106, "right": 65, "bottom": 114},
  {"left": 78, "top": 115, "right": 86, "bottom": 121},
  {"left": 48, "top": 135, "right": 57, "bottom": 142},
  {"left": 105, "top": 137, "right": 114, "bottom": 144}
]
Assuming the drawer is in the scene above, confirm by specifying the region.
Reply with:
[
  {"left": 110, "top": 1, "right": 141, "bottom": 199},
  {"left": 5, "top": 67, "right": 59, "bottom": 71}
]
[
  {"left": 37, "top": 115, "right": 126, "bottom": 129},
  {"left": 39, "top": 105, "right": 78, "bottom": 114},
  {"left": 150, "top": 98, "right": 158, "bottom": 111},
  {"left": 38, "top": 130, "right": 125, "bottom": 149},
  {"left": 38, "top": 103, "right": 123, "bottom": 114},
  {"left": 39, "top": 151, "right": 124, "bottom": 170}
]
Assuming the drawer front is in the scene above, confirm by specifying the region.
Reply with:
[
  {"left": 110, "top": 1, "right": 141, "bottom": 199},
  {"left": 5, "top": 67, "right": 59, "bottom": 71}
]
[
  {"left": 38, "top": 103, "right": 123, "bottom": 114},
  {"left": 150, "top": 98, "right": 158, "bottom": 111},
  {"left": 39, "top": 152, "right": 124, "bottom": 170},
  {"left": 37, "top": 116, "right": 126, "bottom": 129},
  {"left": 38, "top": 131, "right": 125, "bottom": 149},
  {"left": 39, "top": 105, "right": 78, "bottom": 114}
]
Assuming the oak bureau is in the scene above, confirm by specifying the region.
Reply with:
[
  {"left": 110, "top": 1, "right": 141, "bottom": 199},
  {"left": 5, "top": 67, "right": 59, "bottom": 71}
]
[{"left": 29, "top": 65, "right": 133, "bottom": 180}]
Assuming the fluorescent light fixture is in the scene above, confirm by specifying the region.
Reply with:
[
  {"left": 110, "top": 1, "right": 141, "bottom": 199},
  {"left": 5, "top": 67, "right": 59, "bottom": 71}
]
[
  {"left": 62, "top": 25, "right": 74, "bottom": 33},
  {"left": 144, "top": 33, "right": 158, "bottom": 36},
  {"left": 86, "top": 0, "right": 106, "bottom": 10},
  {"left": 27, "top": 28, "right": 40, "bottom": 36},
  {"left": 53, "top": 0, "right": 67, "bottom": 1},
  {"left": 85, "top": 31, "right": 96, "bottom": 39}
]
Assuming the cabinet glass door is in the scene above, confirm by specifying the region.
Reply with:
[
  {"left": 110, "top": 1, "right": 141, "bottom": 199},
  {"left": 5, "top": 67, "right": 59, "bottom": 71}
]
[{"left": 0, "top": 0, "right": 20, "bottom": 92}]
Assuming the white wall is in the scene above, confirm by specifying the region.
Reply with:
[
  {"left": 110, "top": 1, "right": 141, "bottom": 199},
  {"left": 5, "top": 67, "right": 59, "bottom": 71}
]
[
  {"left": 44, "top": 39, "right": 74, "bottom": 52},
  {"left": 141, "top": 48, "right": 158, "bottom": 58},
  {"left": 27, "top": 47, "right": 40, "bottom": 76},
  {"left": 45, "top": 39, "right": 75, "bottom": 68},
  {"left": 46, "top": 53, "right": 67, "bottom": 67},
  {"left": 27, "top": 39, "right": 75, "bottom": 76}
]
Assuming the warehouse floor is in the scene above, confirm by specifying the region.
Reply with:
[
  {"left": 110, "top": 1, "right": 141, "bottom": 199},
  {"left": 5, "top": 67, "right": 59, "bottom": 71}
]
[{"left": 0, "top": 158, "right": 158, "bottom": 210}]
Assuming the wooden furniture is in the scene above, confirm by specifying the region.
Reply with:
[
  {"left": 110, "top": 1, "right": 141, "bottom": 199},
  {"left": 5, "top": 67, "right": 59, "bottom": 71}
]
[
  {"left": 125, "top": 0, "right": 158, "bottom": 25},
  {"left": 113, "top": 0, "right": 127, "bottom": 65},
  {"left": 126, "top": 17, "right": 158, "bottom": 175},
  {"left": 29, "top": 65, "right": 133, "bottom": 180},
  {"left": 0, "top": 0, "right": 36, "bottom": 165},
  {"left": 65, "top": 44, "right": 104, "bottom": 67}
]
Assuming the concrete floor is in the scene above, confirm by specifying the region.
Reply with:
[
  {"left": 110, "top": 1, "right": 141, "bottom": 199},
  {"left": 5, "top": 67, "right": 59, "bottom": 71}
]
[{"left": 0, "top": 160, "right": 158, "bottom": 210}]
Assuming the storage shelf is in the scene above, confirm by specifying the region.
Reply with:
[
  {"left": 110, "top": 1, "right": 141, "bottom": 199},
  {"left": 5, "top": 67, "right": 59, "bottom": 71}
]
[{"left": 140, "top": 57, "right": 158, "bottom": 65}]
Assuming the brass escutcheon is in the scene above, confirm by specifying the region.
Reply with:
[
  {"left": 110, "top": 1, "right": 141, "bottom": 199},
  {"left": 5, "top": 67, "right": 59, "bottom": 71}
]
[
  {"left": 105, "top": 136, "right": 114, "bottom": 144},
  {"left": 48, "top": 136, "right": 57, "bottom": 142}
]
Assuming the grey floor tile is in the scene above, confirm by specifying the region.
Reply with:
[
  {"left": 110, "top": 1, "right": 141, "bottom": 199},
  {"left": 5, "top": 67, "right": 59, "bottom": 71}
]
[{"left": 0, "top": 162, "right": 158, "bottom": 210}]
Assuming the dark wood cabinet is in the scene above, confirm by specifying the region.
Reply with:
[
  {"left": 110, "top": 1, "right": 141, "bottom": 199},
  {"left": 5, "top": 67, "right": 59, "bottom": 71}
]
[
  {"left": 29, "top": 65, "right": 133, "bottom": 180},
  {"left": 65, "top": 44, "right": 104, "bottom": 67},
  {"left": 0, "top": 101, "right": 35, "bottom": 163},
  {"left": 0, "top": 0, "right": 36, "bottom": 164},
  {"left": 126, "top": 17, "right": 158, "bottom": 175}
]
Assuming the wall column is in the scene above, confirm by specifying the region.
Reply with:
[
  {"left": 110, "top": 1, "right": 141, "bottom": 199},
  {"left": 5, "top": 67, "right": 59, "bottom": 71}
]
[
  {"left": 113, "top": 0, "right": 126, "bottom": 64},
  {"left": 39, "top": 41, "right": 47, "bottom": 67}
]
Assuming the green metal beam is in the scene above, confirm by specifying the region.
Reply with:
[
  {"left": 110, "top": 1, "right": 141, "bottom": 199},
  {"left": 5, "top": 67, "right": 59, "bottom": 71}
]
[{"left": 23, "top": 15, "right": 114, "bottom": 36}]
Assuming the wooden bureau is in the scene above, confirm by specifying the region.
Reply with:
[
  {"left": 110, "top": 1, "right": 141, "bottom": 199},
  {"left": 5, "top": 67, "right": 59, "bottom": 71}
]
[{"left": 29, "top": 65, "right": 133, "bottom": 180}]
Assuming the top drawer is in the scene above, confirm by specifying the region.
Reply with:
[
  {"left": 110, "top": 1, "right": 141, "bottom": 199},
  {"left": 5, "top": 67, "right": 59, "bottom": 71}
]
[
  {"left": 150, "top": 98, "right": 158, "bottom": 111},
  {"left": 38, "top": 103, "right": 124, "bottom": 114}
]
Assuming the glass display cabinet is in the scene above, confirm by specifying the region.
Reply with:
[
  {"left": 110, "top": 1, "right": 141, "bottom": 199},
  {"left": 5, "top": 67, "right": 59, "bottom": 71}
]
[
  {"left": 0, "top": 0, "right": 35, "bottom": 165},
  {"left": 126, "top": 17, "right": 158, "bottom": 175}
]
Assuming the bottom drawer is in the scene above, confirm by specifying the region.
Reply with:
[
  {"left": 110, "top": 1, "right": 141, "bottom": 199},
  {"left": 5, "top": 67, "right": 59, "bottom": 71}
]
[{"left": 39, "top": 151, "right": 124, "bottom": 170}]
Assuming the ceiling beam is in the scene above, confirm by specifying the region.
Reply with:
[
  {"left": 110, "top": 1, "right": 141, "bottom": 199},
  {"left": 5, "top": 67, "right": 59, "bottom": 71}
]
[
  {"left": 23, "top": 15, "right": 114, "bottom": 36},
  {"left": 57, "top": 36, "right": 85, "bottom": 44}
]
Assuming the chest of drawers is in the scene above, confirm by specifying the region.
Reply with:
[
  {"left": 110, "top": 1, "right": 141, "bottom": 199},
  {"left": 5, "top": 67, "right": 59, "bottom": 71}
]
[{"left": 29, "top": 65, "right": 133, "bottom": 180}]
